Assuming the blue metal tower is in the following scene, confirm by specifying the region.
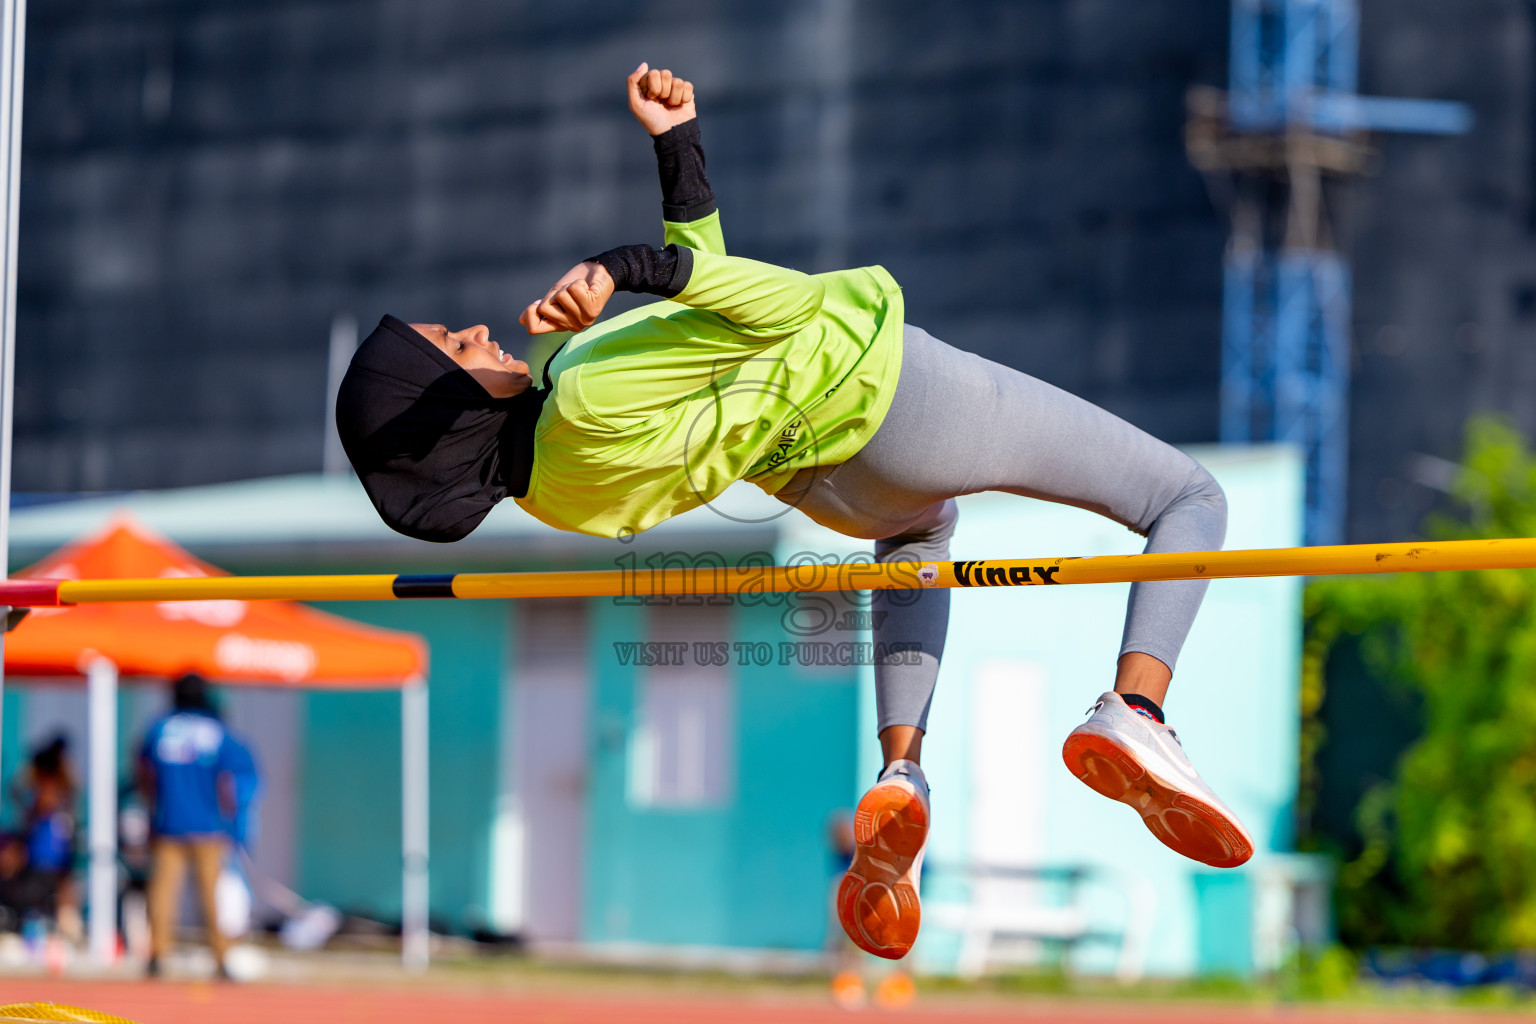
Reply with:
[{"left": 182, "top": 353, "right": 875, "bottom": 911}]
[{"left": 1188, "top": 0, "right": 1470, "bottom": 545}]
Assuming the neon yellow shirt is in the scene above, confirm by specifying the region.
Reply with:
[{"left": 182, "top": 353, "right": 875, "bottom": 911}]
[{"left": 515, "top": 211, "right": 905, "bottom": 538}]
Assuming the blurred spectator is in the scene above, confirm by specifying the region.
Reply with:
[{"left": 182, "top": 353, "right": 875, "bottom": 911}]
[
  {"left": 138, "top": 673, "right": 259, "bottom": 979},
  {"left": 9, "top": 735, "right": 80, "bottom": 941},
  {"left": 0, "top": 832, "right": 54, "bottom": 933}
]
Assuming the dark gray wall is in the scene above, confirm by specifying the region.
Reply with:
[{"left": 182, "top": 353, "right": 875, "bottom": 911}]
[
  {"left": 1349, "top": 0, "right": 1536, "bottom": 541},
  {"left": 12, "top": 0, "right": 1230, "bottom": 495},
  {"left": 37, "top": 0, "right": 1532, "bottom": 547}
]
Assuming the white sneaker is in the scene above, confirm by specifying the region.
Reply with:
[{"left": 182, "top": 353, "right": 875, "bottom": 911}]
[
  {"left": 1062, "top": 692, "right": 1254, "bottom": 868},
  {"left": 837, "top": 760, "right": 929, "bottom": 959}
]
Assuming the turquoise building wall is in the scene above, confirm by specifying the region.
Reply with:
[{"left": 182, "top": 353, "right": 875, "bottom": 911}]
[
  {"left": 0, "top": 688, "right": 21, "bottom": 829},
  {"left": 0, "top": 446, "right": 1303, "bottom": 967},
  {"left": 285, "top": 587, "right": 860, "bottom": 949},
  {"left": 580, "top": 597, "right": 860, "bottom": 950},
  {"left": 296, "top": 599, "right": 507, "bottom": 932}
]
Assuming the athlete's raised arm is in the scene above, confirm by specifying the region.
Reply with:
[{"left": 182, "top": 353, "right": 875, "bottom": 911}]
[
  {"left": 520, "top": 64, "right": 820, "bottom": 342},
  {"left": 629, "top": 63, "right": 723, "bottom": 255},
  {"left": 519, "top": 62, "right": 711, "bottom": 337}
]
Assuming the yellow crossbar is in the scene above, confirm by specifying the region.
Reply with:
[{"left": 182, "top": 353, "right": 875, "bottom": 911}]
[{"left": 1, "top": 537, "right": 1531, "bottom": 606}]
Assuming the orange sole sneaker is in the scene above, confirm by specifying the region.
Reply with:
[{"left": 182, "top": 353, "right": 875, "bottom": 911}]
[
  {"left": 1062, "top": 730, "right": 1253, "bottom": 869},
  {"left": 837, "top": 779, "right": 929, "bottom": 959}
]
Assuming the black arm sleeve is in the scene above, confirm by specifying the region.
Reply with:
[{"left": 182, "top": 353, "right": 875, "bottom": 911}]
[
  {"left": 653, "top": 119, "right": 716, "bottom": 222},
  {"left": 577, "top": 120, "right": 712, "bottom": 298},
  {"left": 587, "top": 243, "right": 694, "bottom": 299}
]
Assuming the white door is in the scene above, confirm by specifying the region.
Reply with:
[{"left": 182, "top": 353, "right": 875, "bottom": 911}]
[
  {"left": 965, "top": 660, "right": 1051, "bottom": 967},
  {"left": 222, "top": 688, "right": 300, "bottom": 895},
  {"left": 505, "top": 599, "right": 590, "bottom": 943},
  {"left": 970, "top": 660, "right": 1048, "bottom": 866}
]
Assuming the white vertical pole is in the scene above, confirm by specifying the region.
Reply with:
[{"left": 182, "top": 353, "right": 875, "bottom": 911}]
[
  {"left": 86, "top": 657, "right": 118, "bottom": 965},
  {"left": 0, "top": 0, "right": 30, "bottom": 799},
  {"left": 322, "top": 313, "right": 357, "bottom": 476},
  {"left": 401, "top": 676, "right": 429, "bottom": 970}
]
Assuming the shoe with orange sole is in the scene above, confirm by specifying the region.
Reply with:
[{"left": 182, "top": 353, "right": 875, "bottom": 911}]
[
  {"left": 1062, "top": 692, "right": 1254, "bottom": 869},
  {"left": 837, "top": 760, "right": 929, "bottom": 959}
]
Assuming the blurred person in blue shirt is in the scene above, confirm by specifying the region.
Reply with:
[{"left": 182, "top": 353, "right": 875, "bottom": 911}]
[
  {"left": 0, "top": 832, "right": 55, "bottom": 934},
  {"left": 10, "top": 734, "right": 81, "bottom": 941},
  {"left": 137, "top": 673, "right": 258, "bottom": 979}
]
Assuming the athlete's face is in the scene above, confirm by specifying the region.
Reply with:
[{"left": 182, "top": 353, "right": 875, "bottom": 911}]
[{"left": 412, "top": 323, "right": 532, "bottom": 399}]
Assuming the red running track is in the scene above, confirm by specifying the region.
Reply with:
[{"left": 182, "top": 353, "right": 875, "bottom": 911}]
[{"left": 0, "top": 980, "right": 1530, "bottom": 1024}]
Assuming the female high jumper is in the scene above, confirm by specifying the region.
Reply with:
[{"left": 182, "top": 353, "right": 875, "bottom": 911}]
[{"left": 335, "top": 64, "right": 1253, "bottom": 960}]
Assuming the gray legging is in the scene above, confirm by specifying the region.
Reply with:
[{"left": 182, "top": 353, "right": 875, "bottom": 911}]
[{"left": 776, "top": 324, "right": 1228, "bottom": 733}]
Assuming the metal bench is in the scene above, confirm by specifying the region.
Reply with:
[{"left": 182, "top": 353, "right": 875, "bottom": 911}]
[{"left": 925, "top": 863, "right": 1157, "bottom": 982}]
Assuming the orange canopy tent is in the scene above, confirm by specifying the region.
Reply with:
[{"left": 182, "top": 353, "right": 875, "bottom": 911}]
[
  {"left": 6, "top": 517, "right": 425, "bottom": 683},
  {"left": 2, "top": 516, "right": 432, "bottom": 967}
]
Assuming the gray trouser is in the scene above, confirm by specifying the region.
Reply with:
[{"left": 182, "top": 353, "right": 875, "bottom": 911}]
[{"left": 776, "top": 325, "right": 1227, "bottom": 733}]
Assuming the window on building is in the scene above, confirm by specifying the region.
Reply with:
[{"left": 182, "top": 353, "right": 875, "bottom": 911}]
[
  {"left": 517, "top": 597, "right": 588, "bottom": 668},
  {"left": 628, "top": 603, "right": 734, "bottom": 808}
]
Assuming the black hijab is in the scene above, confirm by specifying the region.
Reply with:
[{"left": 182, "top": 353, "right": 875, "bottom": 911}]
[{"left": 335, "top": 315, "right": 546, "bottom": 543}]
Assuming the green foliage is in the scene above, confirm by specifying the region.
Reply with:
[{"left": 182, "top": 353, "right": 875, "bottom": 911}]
[
  {"left": 1306, "top": 418, "right": 1536, "bottom": 949},
  {"left": 1280, "top": 945, "right": 1361, "bottom": 1001}
]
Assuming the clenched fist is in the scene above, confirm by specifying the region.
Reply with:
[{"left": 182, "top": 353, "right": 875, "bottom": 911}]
[
  {"left": 519, "top": 261, "right": 615, "bottom": 335},
  {"left": 627, "top": 62, "right": 696, "bottom": 136}
]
